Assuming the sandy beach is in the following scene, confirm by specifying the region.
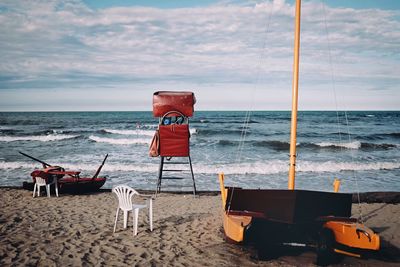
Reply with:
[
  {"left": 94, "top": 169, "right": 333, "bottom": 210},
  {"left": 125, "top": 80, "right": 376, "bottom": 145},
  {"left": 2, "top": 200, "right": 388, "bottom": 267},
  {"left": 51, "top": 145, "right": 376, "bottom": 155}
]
[{"left": 0, "top": 188, "right": 399, "bottom": 266}]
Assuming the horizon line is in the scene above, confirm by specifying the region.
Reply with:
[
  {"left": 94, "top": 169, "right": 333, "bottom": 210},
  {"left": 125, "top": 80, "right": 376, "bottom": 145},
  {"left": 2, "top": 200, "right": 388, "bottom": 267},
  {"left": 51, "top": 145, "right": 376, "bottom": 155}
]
[{"left": 0, "top": 109, "right": 399, "bottom": 113}]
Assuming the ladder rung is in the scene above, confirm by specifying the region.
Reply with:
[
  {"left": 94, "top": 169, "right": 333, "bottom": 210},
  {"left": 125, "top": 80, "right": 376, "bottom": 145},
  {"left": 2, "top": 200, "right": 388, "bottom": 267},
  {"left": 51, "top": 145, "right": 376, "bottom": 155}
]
[
  {"left": 160, "top": 185, "right": 195, "bottom": 188},
  {"left": 160, "top": 177, "right": 185, "bottom": 180},
  {"left": 164, "top": 161, "right": 188, "bottom": 164},
  {"left": 163, "top": 169, "right": 188, "bottom": 172}
]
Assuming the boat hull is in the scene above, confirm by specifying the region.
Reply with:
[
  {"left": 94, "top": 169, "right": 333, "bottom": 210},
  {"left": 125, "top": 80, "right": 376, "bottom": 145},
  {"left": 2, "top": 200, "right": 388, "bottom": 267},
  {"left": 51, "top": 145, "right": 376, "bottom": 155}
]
[
  {"left": 23, "top": 177, "right": 106, "bottom": 194},
  {"left": 324, "top": 221, "right": 380, "bottom": 251},
  {"left": 220, "top": 186, "right": 379, "bottom": 260},
  {"left": 221, "top": 187, "right": 352, "bottom": 245},
  {"left": 222, "top": 213, "right": 252, "bottom": 243},
  {"left": 225, "top": 187, "right": 352, "bottom": 224}
]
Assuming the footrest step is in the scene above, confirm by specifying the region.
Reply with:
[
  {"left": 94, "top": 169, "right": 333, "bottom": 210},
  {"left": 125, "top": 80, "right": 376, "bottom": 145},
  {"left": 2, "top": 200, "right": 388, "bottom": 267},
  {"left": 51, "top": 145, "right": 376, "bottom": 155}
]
[
  {"left": 160, "top": 177, "right": 185, "bottom": 180},
  {"left": 160, "top": 185, "right": 195, "bottom": 188}
]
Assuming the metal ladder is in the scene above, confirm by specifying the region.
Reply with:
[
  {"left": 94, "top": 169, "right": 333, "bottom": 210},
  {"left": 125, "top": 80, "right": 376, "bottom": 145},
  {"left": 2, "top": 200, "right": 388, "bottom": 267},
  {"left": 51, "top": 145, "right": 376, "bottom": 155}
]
[{"left": 155, "top": 156, "right": 196, "bottom": 196}]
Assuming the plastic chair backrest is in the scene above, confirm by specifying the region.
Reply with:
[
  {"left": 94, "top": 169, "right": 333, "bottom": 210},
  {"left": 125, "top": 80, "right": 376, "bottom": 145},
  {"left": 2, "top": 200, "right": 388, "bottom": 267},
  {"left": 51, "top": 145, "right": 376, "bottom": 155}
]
[
  {"left": 112, "top": 185, "right": 139, "bottom": 211},
  {"left": 35, "top": 176, "right": 47, "bottom": 186}
]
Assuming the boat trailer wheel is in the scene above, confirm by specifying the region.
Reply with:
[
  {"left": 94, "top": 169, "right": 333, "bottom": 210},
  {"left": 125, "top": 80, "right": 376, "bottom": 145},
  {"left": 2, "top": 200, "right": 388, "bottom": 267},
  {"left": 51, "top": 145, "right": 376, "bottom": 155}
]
[{"left": 316, "top": 228, "right": 336, "bottom": 266}]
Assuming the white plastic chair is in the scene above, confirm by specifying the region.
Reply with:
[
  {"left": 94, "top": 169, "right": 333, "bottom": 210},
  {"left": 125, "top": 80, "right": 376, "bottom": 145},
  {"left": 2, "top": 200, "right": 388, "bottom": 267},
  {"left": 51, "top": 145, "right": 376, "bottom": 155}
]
[
  {"left": 112, "top": 185, "right": 153, "bottom": 236},
  {"left": 32, "top": 176, "right": 59, "bottom": 198}
]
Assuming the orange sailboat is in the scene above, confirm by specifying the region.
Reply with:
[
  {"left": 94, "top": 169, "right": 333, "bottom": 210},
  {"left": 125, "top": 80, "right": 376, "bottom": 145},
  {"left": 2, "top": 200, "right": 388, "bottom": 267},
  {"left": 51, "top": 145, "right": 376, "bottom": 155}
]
[{"left": 219, "top": 0, "right": 379, "bottom": 264}]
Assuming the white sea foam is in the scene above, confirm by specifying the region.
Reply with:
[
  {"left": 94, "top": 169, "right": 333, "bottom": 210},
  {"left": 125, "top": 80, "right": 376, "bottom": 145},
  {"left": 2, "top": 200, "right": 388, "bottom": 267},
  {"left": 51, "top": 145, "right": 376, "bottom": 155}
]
[
  {"left": 316, "top": 141, "right": 361, "bottom": 149},
  {"left": 296, "top": 160, "right": 400, "bottom": 173},
  {"left": 203, "top": 160, "right": 400, "bottom": 175},
  {"left": 0, "top": 161, "right": 38, "bottom": 169},
  {"left": 142, "top": 124, "right": 157, "bottom": 129},
  {"left": 190, "top": 160, "right": 400, "bottom": 175},
  {"left": 89, "top": 135, "right": 150, "bottom": 145},
  {"left": 3, "top": 160, "right": 399, "bottom": 176},
  {"left": 0, "top": 134, "right": 78, "bottom": 142}
]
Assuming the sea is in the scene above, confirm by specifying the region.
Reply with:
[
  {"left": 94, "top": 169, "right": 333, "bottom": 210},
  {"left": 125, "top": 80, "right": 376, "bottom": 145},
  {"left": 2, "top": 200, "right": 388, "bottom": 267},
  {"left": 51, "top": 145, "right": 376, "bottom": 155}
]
[{"left": 0, "top": 111, "right": 399, "bottom": 193}]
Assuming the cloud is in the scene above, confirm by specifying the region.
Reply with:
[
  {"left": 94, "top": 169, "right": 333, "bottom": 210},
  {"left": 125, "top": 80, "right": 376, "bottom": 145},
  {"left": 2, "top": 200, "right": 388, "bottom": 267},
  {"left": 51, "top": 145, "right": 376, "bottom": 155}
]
[{"left": 0, "top": 0, "right": 399, "bottom": 110}]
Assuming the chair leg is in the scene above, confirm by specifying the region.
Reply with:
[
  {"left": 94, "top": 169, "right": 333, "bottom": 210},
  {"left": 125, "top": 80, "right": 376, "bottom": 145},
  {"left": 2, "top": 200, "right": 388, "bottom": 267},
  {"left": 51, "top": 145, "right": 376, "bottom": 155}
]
[
  {"left": 133, "top": 208, "right": 139, "bottom": 236},
  {"left": 149, "top": 199, "right": 153, "bottom": 231},
  {"left": 123, "top": 210, "right": 128, "bottom": 229},
  {"left": 113, "top": 208, "right": 119, "bottom": 233},
  {"left": 156, "top": 156, "right": 164, "bottom": 195},
  {"left": 188, "top": 156, "right": 197, "bottom": 196},
  {"left": 46, "top": 184, "right": 51, "bottom": 197},
  {"left": 37, "top": 185, "right": 41, "bottom": 197},
  {"left": 55, "top": 180, "right": 59, "bottom": 197},
  {"left": 33, "top": 183, "right": 36, "bottom": 197}
]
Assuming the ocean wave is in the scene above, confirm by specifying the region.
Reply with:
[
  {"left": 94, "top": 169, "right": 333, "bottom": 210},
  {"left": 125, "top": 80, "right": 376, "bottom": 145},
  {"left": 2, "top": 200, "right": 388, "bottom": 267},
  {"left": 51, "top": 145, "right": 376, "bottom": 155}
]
[
  {"left": 255, "top": 140, "right": 290, "bottom": 150},
  {"left": 0, "top": 161, "right": 37, "bottom": 169},
  {"left": 103, "top": 129, "right": 155, "bottom": 136},
  {"left": 218, "top": 140, "right": 237, "bottom": 146},
  {"left": 316, "top": 141, "right": 361, "bottom": 149},
  {"left": 89, "top": 135, "right": 150, "bottom": 145},
  {"left": 296, "top": 160, "right": 400, "bottom": 173},
  {"left": 198, "top": 128, "right": 247, "bottom": 136},
  {"left": 0, "top": 129, "right": 21, "bottom": 135},
  {"left": 104, "top": 128, "right": 197, "bottom": 136},
  {"left": 0, "top": 134, "right": 79, "bottom": 142},
  {"left": 0, "top": 126, "right": 13, "bottom": 130},
  {"left": 314, "top": 141, "right": 399, "bottom": 150},
  {"left": 2, "top": 160, "right": 399, "bottom": 175},
  {"left": 387, "top": 132, "right": 400, "bottom": 138},
  {"left": 356, "top": 132, "right": 400, "bottom": 141},
  {"left": 0, "top": 161, "right": 157, "bottom": 172},
  {"left": 142, "top": 124, "right": 158, "bottom": 129},
  {"left": 28, "top": 129, "right": 65, "bottom": 136},
  {"left": 199, "top": 120, "right": 259, "bottom": 124},
  {"left": 360, "top": 142, "right": 399, "bottom": 149},
  {"left": 214, "top": 139, "right": 398, "bottom": 151},
  {"left": 51, "top": 129, "right": 64, "bottom": 134},
  {"left": 197, "top": 160, "right": 400, "bottom": 175}
]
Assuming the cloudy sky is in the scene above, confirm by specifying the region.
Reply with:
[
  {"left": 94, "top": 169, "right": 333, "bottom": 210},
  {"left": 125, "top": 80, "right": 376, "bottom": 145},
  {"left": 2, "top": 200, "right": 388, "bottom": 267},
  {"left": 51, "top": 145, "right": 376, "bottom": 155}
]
[{"left": 0, "top": 0, "right": 399, "bottom": 111}]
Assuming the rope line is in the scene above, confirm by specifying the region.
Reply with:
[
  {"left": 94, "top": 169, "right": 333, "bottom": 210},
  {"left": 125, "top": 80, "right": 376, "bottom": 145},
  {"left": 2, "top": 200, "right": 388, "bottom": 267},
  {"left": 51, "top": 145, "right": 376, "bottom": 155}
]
[
  {"left": 322, "top": 1, "right": 364, "bottom": 222},
  {"left": 228, "top": 1, "right": 276, "bottom": 212}
]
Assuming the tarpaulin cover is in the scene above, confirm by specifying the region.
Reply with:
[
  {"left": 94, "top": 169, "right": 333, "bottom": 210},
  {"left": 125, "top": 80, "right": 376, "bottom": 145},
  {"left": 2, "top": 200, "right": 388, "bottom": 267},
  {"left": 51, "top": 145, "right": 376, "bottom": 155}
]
[
  {"left": 153, "top": 91, "right": 196, "bottom": 117},
  {"left": 159, "top": 124, "right": 190, "bottom": 157}
]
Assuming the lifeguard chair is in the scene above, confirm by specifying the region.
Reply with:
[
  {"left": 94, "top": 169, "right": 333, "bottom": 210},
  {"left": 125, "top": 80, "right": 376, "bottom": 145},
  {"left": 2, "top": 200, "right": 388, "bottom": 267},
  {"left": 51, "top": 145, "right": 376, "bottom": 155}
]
[{"left": 151, "top": 91, "right": 197, "bottom": 195}]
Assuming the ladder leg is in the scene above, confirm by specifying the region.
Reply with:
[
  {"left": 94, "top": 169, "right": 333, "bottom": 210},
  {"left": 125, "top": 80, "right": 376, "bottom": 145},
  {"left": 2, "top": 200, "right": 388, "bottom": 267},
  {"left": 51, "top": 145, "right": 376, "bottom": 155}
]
[
  {"left": 188, "top": 156, "right": 197, "bottom": 196},
  {"left": 156, "top": 156, "right": 164, "bottom": 195}
]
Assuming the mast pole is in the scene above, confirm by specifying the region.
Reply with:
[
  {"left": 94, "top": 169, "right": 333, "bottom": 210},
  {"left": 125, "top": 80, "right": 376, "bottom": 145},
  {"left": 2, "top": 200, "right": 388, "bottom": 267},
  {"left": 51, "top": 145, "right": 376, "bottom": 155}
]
[{"left": 288, "top": 0, "right": 301, "bottom": 190}]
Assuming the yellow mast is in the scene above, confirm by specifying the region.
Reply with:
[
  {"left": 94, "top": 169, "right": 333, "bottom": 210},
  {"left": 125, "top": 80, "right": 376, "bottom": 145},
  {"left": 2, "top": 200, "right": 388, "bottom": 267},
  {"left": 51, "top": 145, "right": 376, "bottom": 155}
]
[{"left": 288, "top": 0, "right": 301, "bottom": 190}]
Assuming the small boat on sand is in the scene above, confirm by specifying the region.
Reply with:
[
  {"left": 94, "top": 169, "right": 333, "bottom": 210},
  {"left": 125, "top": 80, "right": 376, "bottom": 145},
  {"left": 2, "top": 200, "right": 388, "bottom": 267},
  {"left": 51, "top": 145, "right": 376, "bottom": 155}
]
[
  {"left": 20, "top": 152, "right": 108, "bottom": 194},
  {"left": 219, "top": 0, "right": 380, "bottom": 264}
]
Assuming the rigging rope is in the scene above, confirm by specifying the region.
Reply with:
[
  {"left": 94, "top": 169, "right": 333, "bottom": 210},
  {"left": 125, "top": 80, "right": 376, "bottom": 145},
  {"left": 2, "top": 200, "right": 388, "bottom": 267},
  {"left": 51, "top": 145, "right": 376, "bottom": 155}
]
[
  {"left": 228, "top": 1, "right": 276, "bottom": 212},
  {"left": 344, "top": 112, "right": 365, "bottom": 223},
  {"left": 236, "top": 1, "right": 277, "bottom": 164},
  {"left": 321, "top": 1, "right": 364, "bottom": 223}
]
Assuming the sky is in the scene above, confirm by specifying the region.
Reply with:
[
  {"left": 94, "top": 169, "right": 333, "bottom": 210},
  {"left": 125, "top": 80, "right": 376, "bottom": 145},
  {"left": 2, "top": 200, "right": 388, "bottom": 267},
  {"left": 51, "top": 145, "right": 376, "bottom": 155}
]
[{"left": 0, "top": 0, "right": 399, "bottom": 111}]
